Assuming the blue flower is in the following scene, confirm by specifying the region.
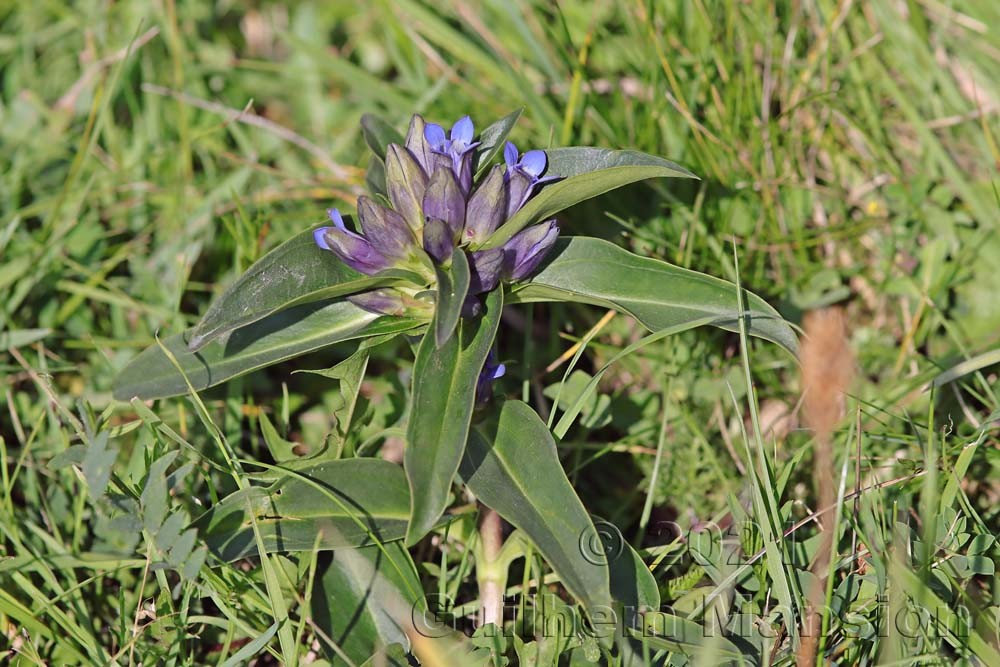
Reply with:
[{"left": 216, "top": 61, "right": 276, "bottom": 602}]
[
  {"left": 425, "top": 116, "right": 481, "bottom": 193},
  {"left": 475, "top": 349, "right": 506, "bottom": 404},
  {"left": 503, "top": 141, "right": 559, "bottom": 218}
]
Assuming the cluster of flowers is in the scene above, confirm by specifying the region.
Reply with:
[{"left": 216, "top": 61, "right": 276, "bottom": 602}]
[{"left": 314, "top": 115, "right": 559, "bottom": 316}]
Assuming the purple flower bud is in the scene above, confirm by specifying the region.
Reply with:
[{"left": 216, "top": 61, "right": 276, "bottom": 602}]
[
  {"left": 422, "top": 218, "right": 455, "bottom": 265},
  {"left": 385, "top": 144, "right": 429, "bottom": 233},
  {"left": 502, "top": 220, "right": 559, "bottom": 281},
  {"left": 314, "top": 209, "right": 392, "bottom": 275},
  {"left": 475, "top": 349, "right": 506, "bottom": 405},
  {"left": 347, "top": 289, "right": 406, "bottom": 316},
  {"left": 423, "top": 167, "right": 466, "bottom": 238},
  {"left": 357, "top": 196, "right": 416, "bottom": 260},
  {"left": 464, "top": 165, "right": 508, "bottom": 244},
  {"left": 405, "top": 114, "right": 436, "bottom": 175},
  {"left": 468, "top": 247, "right": 503, "bottom": 293}
]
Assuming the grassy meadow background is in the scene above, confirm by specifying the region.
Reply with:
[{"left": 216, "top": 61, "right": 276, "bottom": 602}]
[{"left": 1, "top": 0, "right": 999, "bottom": 664}]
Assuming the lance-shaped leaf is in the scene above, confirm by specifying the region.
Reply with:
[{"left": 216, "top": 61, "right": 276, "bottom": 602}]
[
  {"left": 473, "top": 108, "right": 523, "bottom": 178},
  {"left": 114, "top": 299, "right": 424, "bottom": 401},
  {"left": 432, "top": 248, "right": 470, "bottom": 348},
  {"left": 404, "top": 289, "right": 502, "bottom": 545},
  {"left": 483, "top": 147, "right": 695, "bottom": 248},
  {"left": 459, "top": 399, "right": 613, "bottom": 612},
  {"left": 312, "top": 542, "right": 424, "bottom": 665},
  {"left": 198, "top": 459, "right": 412, "bottom": 560},
  {"left": 188, "top": 227, "right": 411, "bottom": 350},
  {"left": 510, "top": 237, "right": 798, "bottom": 355}
]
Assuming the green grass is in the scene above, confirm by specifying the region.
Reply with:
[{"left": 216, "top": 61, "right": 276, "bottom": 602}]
[{"left": 2, "top": 0, "right": 999, "bottom": 664}]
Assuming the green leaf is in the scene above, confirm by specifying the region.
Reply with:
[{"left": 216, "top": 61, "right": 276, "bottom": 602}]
[
  {"left": 633, "top": 610, "right": 744, "bottom": 659},
  {"left": 187, "top": 227, "right": 407, "bottom": 350},
  {"left": 259, "top": 411, "right": 297, "bottom": 463},
  {"left": 483, "top": 148, "right": 696, "bottom": 248},
  {"left": 460, "top": 399, "right": 613, "bottom": 611},
  {"left": 511, "top": 237, "right": 798, "bottom": 355},
  {"left": 294, "top": 333, "right": 401, "bottom": 451},
  {"left": 359, "top": 644, "right": 412, "bottom": 667},
  {"left": 610, "top": 542, "right": 660, "bottom": 613},
  {"left": 220, "top": 621, "right": 279, "bottom": 667},
  {"left": 404, "top": 288, "right": 503, "bottom": 545},
  {"left": 312, "top": 542, "right": 423, "bottom": 665},
  {"left": 433, "top": 248, "right": 470, "bottom": 348},
  {"left": 0, "top": 328, "right": 50, "bottom": 349},
  {"left": 199, "top": 458, "right": 412, "bottom": 560},
  {"left": 361, "top": 113, "right": 405, "bottom": 161},
  {"left": 141, "top": 452, "right": 179, "bottom": 535},
  {"left": 474, "top": 108, "right": 523, "bottom": 178},
  {"left": 113, "top": 299, "right": 423, "bottom": 401},
  {"left": 81, "top": 431, "right": 117, "bottom": 499}
]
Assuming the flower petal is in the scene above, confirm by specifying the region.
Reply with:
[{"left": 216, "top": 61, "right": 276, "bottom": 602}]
[
  {"left": 519, "top": 150, "right": 547, "bottom": 177},
  {"left": 503, "top": 141, "right": 519, "bottom": 169},
  {"left": 464, "top": 165, "right": 508, "bottom": 244},
  {"left": 357, "top": 196, "right": 415, "bottom": 260},
  {"left": 502, "top": 220, "right": 559, "bottom": 281},
  {"left": 327, "top": 208, "right": 348, "bottom": 230},
  {"left": 451, "top": 115, "right": 474, "bottom": 146},
  {"left": 423, "top": 123, "right": 447, "bottom": 150},
  {"left": 476, "top": 349, "right": 505, "bottom": 404},
  {"left": 423, "top": 167, "right": 466, "bottom": 237},
  {"left": 314, "top": 226, "right": 332, "bottom": 251}
]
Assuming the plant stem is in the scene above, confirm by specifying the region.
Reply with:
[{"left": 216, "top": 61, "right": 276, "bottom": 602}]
[{"left": 477, "top": 507, "right": 506, "bottom": 627}]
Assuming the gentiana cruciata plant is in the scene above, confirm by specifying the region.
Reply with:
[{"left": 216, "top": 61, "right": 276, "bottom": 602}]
[
  {"left": 114, "top": 109, "right": 798, "bottom": 665},
  {"left": 314, "top": 115, "right": 559, "bottom": 323}
]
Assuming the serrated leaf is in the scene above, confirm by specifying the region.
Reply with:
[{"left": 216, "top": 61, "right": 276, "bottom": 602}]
[
  {"left": 460, "top": 399, "right": 613, "bottom": 612},
  {"left": 199, "top": 458, "right": 412, "bottom": 560},
  {"left": 312, "top": 542, "right": 423, "bottom": 665},
  {"left": 404, "top": 288, "right": 502, "bottom": 545},
  {"left": 511, "top": 237, "right": 798, "bottom": 355},
  {"left": 433, "top": 248, "right": 470, "bottom": 348},
  {"left": 187, "top": 227, "right": 414, "bottom": 350},
  {"left": 113, "top": 299, "right": 423, "bottom": 401},
  {"left": 484, "top": 147, "right": 695, "bottom": 248},
  {"left": 474, "top": 108, "right": 523, "bottom": 178}
]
